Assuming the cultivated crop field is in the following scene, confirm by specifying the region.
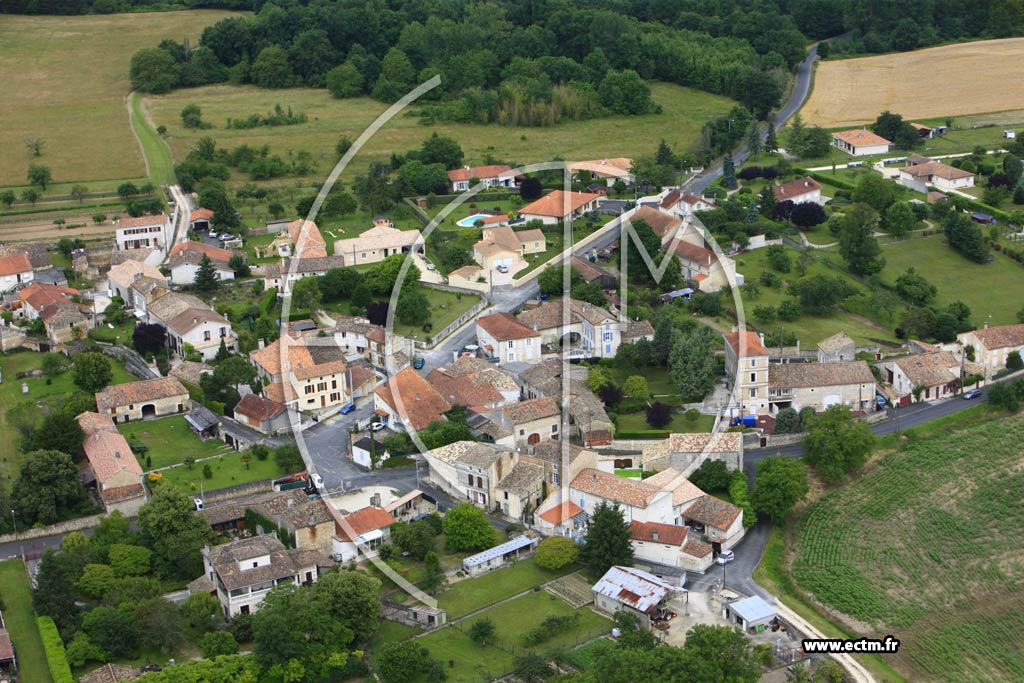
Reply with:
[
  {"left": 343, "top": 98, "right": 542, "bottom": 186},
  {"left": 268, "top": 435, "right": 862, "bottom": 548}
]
[
  {"left": 803, "top": 38, "right": 1024, "bottom": 127},
  {"left": 145, "top": 82, "right": 736, "bottom": 183},
  {"left": 791, "top": 414, "right": 1024, "bottom": 683},
  {"left": 0, "top": 10, "right": 241, "bottom": 187}
]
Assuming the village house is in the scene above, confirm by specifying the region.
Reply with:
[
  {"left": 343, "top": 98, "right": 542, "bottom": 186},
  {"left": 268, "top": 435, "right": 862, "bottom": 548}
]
[
  {"left": 773, "top": 176, "right": 825, "bottom": 205},
  {"left": 571, "top": 256, "right": 617, "bottom": 289},
  {"left": 374, "top": 365, "right": 451, "bottom": 431},
  {"left": 254, "top": 490, "right": 336, "bottom": 557},
  {"left": 194, "top": 535, "right": 331, "bottom": 618},
  {"left": 114, "top": 214, "right": 171, "bottom": 251},
  {"left": 334, "top": 225, "right": 424, "bottom": 267},
  {"left": 592, "top": 566, "right": 679, "bottom": 630},
  {"left": 519, "top": 190, "right": 602, "bottom": 225},
  {"left": 0, "top": 253, "right": 34, "bottom": 292},
  {"left": 447, "top": 264, "right": 487, "bottom": 289},
  {"left": 831, "top": 128, "right": 892, "bottom": 156},
  {"left": 515, "top": 299, "right": 633, "bottom": 359},
  {"left": 424, "top": 441, "right": 517, "bottom": 509},
  {"left": 331, "top": 505, "right": 396, "bottom": 562},
  {"left": 490, "top": 396, "right": 561, "bottom": 448},
  {"left": 568, "top": 158, "right": 634, "bottom": 186},
  {"left": 569, "top": 468, "right": 674, "bottom": 524},
  {"left": 817, "top": 331, "right": 857, "bottom": 363},
  {"left": 680, "top": 494, "right": 745, "bottom": 552},
  {"left": 107, "top": 260, "right": 165, "bottom": 309},
  {"left": 287, "top": 219, "right": 328, "bottom": 258},
  {"left": 723, "top": 330, "right": 771, "bottom": 417},
  {"left": 959, "top": 323, "right": 1024, "bottom": 375},
  {"left": 630, "top": 205, "right": 686, "bottom": 244},
  {"left": 642, "top": 433, "right": 744, "bottom": 478},
  {"left": 385, "top": 489, "right": 437, "bottom": 522},
  {"left": 525, "top": 441, "right": 597, "bottom": 490},
  {"left": 18, "top": 282, "right": 92, "bottom": 343},
  {"left": 658, "top": 190, "right": 717, "bottom": 218},
  {"left": 232, "top": 393, "right": 292, "bottom": 435},
  {"left": 189, "top": 208, "right": 213, "bottom": 232},
  {"left": 898, "top": 160, "right": 975, "bottom": 192},
  {"left": 671, "top": 234, "right": 742, "bottom": 292},
  {"left": 425, "top": 356, "right": 520, "bottom": 411},
  {"left": 493, "top": 459, "right": 545, "bottom": 519},
  {"left": 447, "top": 164, "right": 517, "bottom": 192},
  {"left": 877, "top": 351, "right": 975, "bottom": 404},
  {"left": 630, "top": 520, "right": 714, "bottom": 575},
  {"left": 77, "top": 412, "right": 147, "bottom": 516},
  {"left": 768, "top": 361, "right": 877, "bottom": 414},
  {"left": 642, "top": 468, "right": 706, "bottom": 525},
  {"left": 168, "top": 241, "right": 236, "bottom": 286},
  {"left": 95, "top": 377, "right": 190, "bottom": 424},
  {"left": 475, "top": 311, "right": 541, "bottom": 365},
  {"left": 128, "top": 275, "right": 169, "bottom": 317},
  {"left": 146, "top": 291, "right": 237, "bottom": 361},
  {"left": 351, "top": 435, "right": 388, "bottom": 469},
  {"left": 262, "top": 255, "right": 348, "bottom": 293},
  {"left": 517, "top": 362, "right": 614, "bottom": 447},
  {"left": 472, "top": 226, "right": 546, "bottom": 272}
]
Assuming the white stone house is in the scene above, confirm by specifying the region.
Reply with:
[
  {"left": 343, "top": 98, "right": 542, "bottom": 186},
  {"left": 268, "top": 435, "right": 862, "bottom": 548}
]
[
  {"left": 447, "top": 164, "right": 516, "bottom": 192},
  {"left": 114, "top": 215, "right": 171, "bottom": 251},
  {"left": 475, "top": 312, "right": 541, "bottom": 365},
  {"left": 831, "top": 129, "right": 891, "bottom": 156}
]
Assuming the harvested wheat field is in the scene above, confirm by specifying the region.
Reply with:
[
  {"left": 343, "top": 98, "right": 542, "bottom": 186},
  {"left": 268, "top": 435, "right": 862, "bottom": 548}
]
[{"left": 803, "top": 38, "right": 1024, "bottom": 127}]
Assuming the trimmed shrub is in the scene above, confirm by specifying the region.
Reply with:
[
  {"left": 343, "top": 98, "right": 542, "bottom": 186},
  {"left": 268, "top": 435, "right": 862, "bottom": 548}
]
[{"left": 38, "top": 616, "right": 75, "bottom": 683}]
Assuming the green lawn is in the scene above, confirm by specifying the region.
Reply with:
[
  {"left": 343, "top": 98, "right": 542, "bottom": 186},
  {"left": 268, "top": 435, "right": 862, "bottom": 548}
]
[
  {"left": 437, "top": 558, "right": 577, "bottom": 619},
  {"left": 131, "top": 92, "right": 175, "bottom": 186},
  {"left": 417, "top": 590, "right": 611, "bottom": 683},
  {"left": 0, "top": 351, "right": 135, "bottom": 482},
  {"left": 874, "top": 234, "right": 1024, "bottom": 327},
  {"left": 153, "top": 448, "right": 289, "bottom": 496},
  {"left": 733, "top": 246, "right": 899, "bottom": 346},
  {"left": 118, "top": 415, "right": 230, "bottom": 470},
  {"left": 607, "top": 366, "right": 676, "bottom": 397},
  {"left": 88, "top": 320, "right": 135, "bottom": 346},
  {"left": 323, "top": 287, "right": 480, "bottom": 343},
  {"left": 616, "top": 411, "right": 715, "bottom": 433},
  {"left": 367, "top": 620, "right": 419, "bottom": 651},
  {"left": 0, "top": 561, "right": 53, "bottom": 683},
  {"left": 614, "top": 468, "right": 642, "bottom": 478}
]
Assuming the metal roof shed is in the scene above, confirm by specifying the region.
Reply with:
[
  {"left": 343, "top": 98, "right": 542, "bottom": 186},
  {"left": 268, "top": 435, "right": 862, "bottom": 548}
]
[
  {"left": 727, "top": 595, "right": 776, "bottom": 631},
  {"left": 462, "top": 535, "right": 538, "bottom": 575},
  {"left": 592, "top": 566, "right": 677, "bottom": 615}
]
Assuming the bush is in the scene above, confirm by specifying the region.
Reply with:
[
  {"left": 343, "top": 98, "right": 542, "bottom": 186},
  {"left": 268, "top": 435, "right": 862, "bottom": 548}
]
[
  {"left": 200, "top": 630, "right": 239, "bottom": 658},
  {"left": 728, "top": 471, "right": 757, "bottom": 528},
  {"left": 38, "top": 616, "right": 75, "bottom": 683},
  {"left": 469, "top": 618, "right": 496, "bottom": 645},
  {"left": 535, "top": 536, "right": 580, "bottom": 570},
  {"left": 522, "top": 614, "right": 580, "bottom": 646}
]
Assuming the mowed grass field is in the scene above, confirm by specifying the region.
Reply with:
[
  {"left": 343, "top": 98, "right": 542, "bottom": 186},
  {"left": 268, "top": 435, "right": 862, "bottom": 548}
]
[
  {"left": 803, "top": 37, "right": 1024, "bottom": 127},
  {"left": 0, "top": 561, "right": 52, "bottom": 683},
  {"left": 0, "top": 11, "right": 243, "bottom": 187},
  {"left": 145, "top": 82, "right": 737, "bottom": 183},
  {"left": 791, "top": 413, "right": 1024, "bottom": 683}
]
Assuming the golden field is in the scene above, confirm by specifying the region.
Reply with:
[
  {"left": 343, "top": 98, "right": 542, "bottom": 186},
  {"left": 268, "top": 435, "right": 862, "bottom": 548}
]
[{"left": 802, "top": 38, "right": 1024, "bottom": 127}]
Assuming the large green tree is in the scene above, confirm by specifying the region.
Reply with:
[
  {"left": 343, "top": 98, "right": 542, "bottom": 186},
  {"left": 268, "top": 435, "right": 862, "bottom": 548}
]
[
  {"left": 27, "top": 412, "right": 84, "bottom": 457},
  {"left": 72, "top": 352, "right": 112, "bottom": 393},
  {"left": 251, "top": 45, "right": 293, "bottom": 88},
  {"left": 443, "top": 503, "right": 496, "bottom": 552},
  {"left": 192, "top": 254, "right": 221, "bottom": 292},
  {"left": 669, "top": 327, "right": 717, "bottom": 400},
  {"left": 838, "top": 203, "right": 886, "bottom": 276},
  {"left": 582, "top": 502, "right": 633, "bottom": 579},
  {"left": 33, "top": 550, "right": 82, "bottom": 638},
  {"left": 942, "top": 211, "right": 989, "bottom": 263},
  {"left": 13, "top": 450, "right": 88, "bottom": 525},
  {"left": 130, "top": 47, "right": 179, "bottom": 93},
  {"left": 751, "top": 456, "right": 809, "bottom": 524},
  {"left": 803, "top": 405, "right": 877, "bottom": 484},
  {"left": 137, "top": 486, "right": 213, "bottom": 580}
]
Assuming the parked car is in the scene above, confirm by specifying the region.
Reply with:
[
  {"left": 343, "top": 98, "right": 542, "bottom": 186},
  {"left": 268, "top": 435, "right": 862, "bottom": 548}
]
[
  {"left": 311, "top": 473, "right": 324, "bottom": 489},
  {"left": 496, "top": 264, "right": 509, "bottom": 273},
  {"left": 716, "top": 550, "right": 735, "bottom": 565},
  {"left": 208, "top": 230, "right": 218, "bottom": 239},
  {"left": 193, "top": 499, "right": 204, "bottom": 511},
  {"left": 219, "top": 233, "right": 233, "bottom": 242},
  {"left": 413, "top": 357, "right": 425, "bottom": 369},
  {"left": 963, "top": 388, "right": 983, "bottom": 400},
  {"left": 371, "top": 421, "right": 387, "bottom": 432},
  {"left": 339, "top": 402, "right": 356, "bottom": 415},
  {"left": 425, "top": 263, "right": 436, "bottom": 271}
]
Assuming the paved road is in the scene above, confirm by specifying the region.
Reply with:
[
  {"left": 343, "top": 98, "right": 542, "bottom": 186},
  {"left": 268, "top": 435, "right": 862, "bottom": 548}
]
[
  {"left": 684, "top": 521, "right": 772, "bottom": 600},
  {"left": 689, "top": 43, "right": 819, "bottom": 195}
]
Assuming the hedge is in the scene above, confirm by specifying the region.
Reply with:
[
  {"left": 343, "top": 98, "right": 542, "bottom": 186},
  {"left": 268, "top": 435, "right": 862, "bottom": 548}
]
[
  {"left": 616, "top": 429, "right": 669, "bottom": 439},
  {"left": 37, "top": 616, "right": 74, "bottom": 683},
  {"left": 794, "top": 168, "right": 857, "bottom": 191}
]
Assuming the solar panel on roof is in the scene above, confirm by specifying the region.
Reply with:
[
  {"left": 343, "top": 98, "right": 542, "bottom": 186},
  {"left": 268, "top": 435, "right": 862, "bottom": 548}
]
[{"left": 462, "top": 536, "right": 537, "bottom": 568}]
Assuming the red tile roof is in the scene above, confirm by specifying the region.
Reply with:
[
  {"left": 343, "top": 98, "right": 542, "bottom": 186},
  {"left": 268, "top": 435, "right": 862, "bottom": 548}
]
[
  {"left": 969, "top": 323, "right": 1024, "bottom": 350},
  {"left": 832, "top": 128, "right": 891, "bottom": 147},
  {"left": 683, "top": 495, "right": 741, "bottom": 531},
  {"left": 94, "top": 377, "right": 188, "bottom": 411},
  {"left": 169, "top": 240, "right": 232, "bottom": 265},
  {"left": 447, "top": 165, "right": 514, "bottom": 182},
  {"left": 476, "top": 312, "right": 540, "bottom": 341},
  {"left": 520, "top": 190, "right": 601, "bottom": 218},
  {"left": 630, "top": 521, "right": 689, "bottom": 546},
  {"left": 335, "top": 506, "right": 396, "bottom": 541},
  {"left": 773, "top": 176, "right": 822, "bottom": 201},
  {"left": 77, "top": 412, "right": 143, "bottom": 485},
  {"left": 0, "top": 252, "right": 33, "bottom": 276},
  {"left": 233, "top": 393, "right": 287, "bottom": 422},
  {"left": 672, "top": 240, "right": 718, "bottom": 266},
  {"left": 723, "top": 330, "right": 768, "bottom": 356},
  {"left": 376, "top": 367, "right": 451, "bottom": 431},
  {"left": 538, "top": 502, "right": 584, "bottom": 525},
  {"left": 189, "top": 208, "right": 214, "bottom": 223},
  {"left": 503, "top": 397, "right": 560, "bottom": 423}
]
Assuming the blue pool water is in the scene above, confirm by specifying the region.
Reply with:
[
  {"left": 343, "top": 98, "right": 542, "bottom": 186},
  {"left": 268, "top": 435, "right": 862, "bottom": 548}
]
[{"left": 456, "top": 213, "right": 492, "bottom": 227}]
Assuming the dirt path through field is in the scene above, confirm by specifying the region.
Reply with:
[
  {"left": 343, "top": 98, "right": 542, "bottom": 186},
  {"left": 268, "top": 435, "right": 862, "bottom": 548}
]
[{"left": 126, "top": 91, "right": 152, "bottom": 179}]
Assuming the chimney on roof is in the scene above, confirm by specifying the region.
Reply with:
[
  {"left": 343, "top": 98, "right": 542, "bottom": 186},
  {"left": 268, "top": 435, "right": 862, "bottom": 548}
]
[
  {"left": 371, "top": 493, "right": 381, "bottom": 507},
  {"left": 287, "top": 497, "right": 294, "bottom": 508},
  {"left": 759, "top": 333, "right": 765, "bottom": 347}
]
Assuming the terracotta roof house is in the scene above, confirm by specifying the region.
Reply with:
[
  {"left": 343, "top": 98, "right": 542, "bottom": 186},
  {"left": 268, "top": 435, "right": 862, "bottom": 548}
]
[
  {"left": 233, "top": 393, "right": 290, "bottom": 435},
  {"left": 426, "top": 363, "right": 518, "bottom": 411},
  {"left": 189, "top": 207, "right": 214, "bottom": 229},
  {"left": 447, "top": 164, "right": 516, "bottom": 192},
  {"left": 334, "top": 225, "right": 424, "bottom": 267},
  {"left": 768, "top": 361, "right": 877, "bottom": 414},
  {"left": 114, "top": 214, "right": 169, "bottom": 251},
  {"left": 168, "top": 240, "right": 236, "bottom": 285},
  {"left": 492, "top": 397, "right": 562, "bottom": 448},
  {"left": 288, "top": 219, "right": 328, "bottom": 258},
  {"left": 628, "top": 518, "right": 714, "bottom": 575},
  {"left": 831, "top": 128, "right": 892, "bottom": 156},
  {"left": 878, "top": 351, "right": 973, "bottom": 404},
  {"left": 77, "top": 412, "right": 147, "bottom": 516},
  {"left": 657, "top": 191, "right": 716, "bottom": 218},
  {"left": 641, "top": 433, "right": 744, "bottom": 480},
  {"left": 472, "top": 225, "right": 546, "bottom": 272},
  {"left": 899, "top": 161, "right": 975, "bottom": 192},
  {"left": 571, "top": 255, "right": 616, "bottom": 288},
  {"left": 374, "top": 366, "right": 451, "bottom": 431},
  {"left": 475, "top": 312, "right": 541, "bottom": 365},
  {"left": 146, "top": 290, "right": 237, "bottom": 361},
  {"left": 772, "top": 176, "right": 824, "bottom": 205},
  {"left": 520, "top": 190, "right": 602, "bottom": 225},
  {"left": 514, "top": 298, "right": 632, "bottom": 360},
  {"left": 197, "top": 535, "right": 332, "bottom": 617},
  {"left": 682, "top": 495, "right": 743, "bottom": 541},
  {"left": 95, "top": 377, "right": 190, "bottom": 424},
  {"left": 107, "top": 260, "right": 165, "bottom": 310},
  {"left": 0, "top": 241, "right": 51, "bottom": 270},
  {"left": 18, "top": 282, "right": 92, "bottom": 343},
  {"left": 331, "top": 504, "right": 398, "bottom": 561},
  {"left": 568, "top": 158, "right": 634, "bottom": 184},
  {"left": 629, "top": 205, "right": 684, "bottom": 241},
  {"left": 0, "top": 252, "right": 34, "bottom": 291},
  {"left": 959, "top": 323, "right": 1024, "bottom": 375},
  {"left": 169, "top": 360, "right": 213, "bottom": 387},
  {"left": 262, "top": 255, "right": 348, "bottom": 293},
  {"left": 723, "top": 330, "right": 769, "bottom": 357},
  {"left": 570, "top": 468, "right": 668, "bottom": 514}
]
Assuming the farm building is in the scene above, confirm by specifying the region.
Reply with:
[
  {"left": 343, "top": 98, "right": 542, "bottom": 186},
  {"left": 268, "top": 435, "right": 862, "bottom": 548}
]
[
  {"left": 767, "top": 361, "right": 877, "bottom": 414},
  {"left": 592, "top": 566, "right": 679, "bottom": 630},
  {"left": 95, "top": 377, "right": 190, "bottom": 423},
  {"left": 831, "top": 129, "right": 891, "bottom": 156},
  {"left": 817, "top": 332, "right": 857, "bottom": 363},
  {"left": 462, "top": 535, "right": 538, "bottom": 577},
  {"left": 725, "top": 595, "right": 777, "bottom": 633}
]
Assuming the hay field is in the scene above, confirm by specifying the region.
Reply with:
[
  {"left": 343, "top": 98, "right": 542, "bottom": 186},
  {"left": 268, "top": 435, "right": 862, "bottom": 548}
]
[
  {"left": 803, "top": 38, "right": 1024, "bottom": 127},
  {"left": 145, "top": 82, "right": 736, "bottom": 183},
  {"left": 0, "top": 11, "right": 242, "bottom": 188}
]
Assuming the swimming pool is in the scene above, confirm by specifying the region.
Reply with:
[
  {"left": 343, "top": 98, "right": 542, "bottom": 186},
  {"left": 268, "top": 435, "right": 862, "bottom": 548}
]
[{"left": 456, "top": 213, "right": 492, "bottom": 227}]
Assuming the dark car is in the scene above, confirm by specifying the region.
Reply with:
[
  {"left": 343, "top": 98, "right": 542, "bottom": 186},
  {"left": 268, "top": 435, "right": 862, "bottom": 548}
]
[
  {"left": 413, "top": 357, "right": 425, "bottom": 369},
  {"left": 962, "top": 389, "right": 983, "bottom": 400},
  {"left": 339, "top": 402, "right": 356, "bottom": 415}
]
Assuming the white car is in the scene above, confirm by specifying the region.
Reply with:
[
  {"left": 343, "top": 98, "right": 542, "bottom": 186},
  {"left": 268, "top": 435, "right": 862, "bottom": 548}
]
[
  {"left": 716, "top": 550, "right": 735, "bottom": 565},
  {"left": 193, "top": 498, "right": 204, "bottom": 511},
  {"left": 371, "top": 421, "right": 387, "bottom": 432},
  {"left": 426, "top": 263, "right": 436, "bottom": 271},
  {"left": 219, "top": 233, "right": 233, "bottom": 242},
  {"left": 311, "top": 473, "right": 324, "bottom": 489},
  {"left": 208, "top": 230, "right": 218, "bottom": 239}
]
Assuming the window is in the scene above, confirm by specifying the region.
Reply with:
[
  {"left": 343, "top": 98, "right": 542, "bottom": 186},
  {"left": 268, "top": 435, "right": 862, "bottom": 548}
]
[
  {"left": 526, "top": 338, "right": 532, "bottom": 347},
  {"left": 508, "top": 340, "right": 514, "bottom": 349},
  {"left": 750, "top": 372, "right": 756, "bottom": 382},
  {"left": 749, "top": 388, "right": 757, "bottom": 398},
  {"left": 305, "top": 385, "right": 315, "bottom": 395},
  {"left": 331, "top": 380, "right": 337, "bottom": 389},
  {"left": 317, "top": 382, "right": 327, "bottom": 392},
  {"left": 204, "top": 330, "right": 211, "bottom": 341},
  {"left": 220, "top": 327, "right": 227, "bottom": 338},
  {"left": 552, "top": 424, "right": 558, "bottom": 432},
  {"left": 520, "top": 429, "right": 525, "bottom": 435},
  {"left": 750, "top": 359, "right": 756, "bottom": 368}
]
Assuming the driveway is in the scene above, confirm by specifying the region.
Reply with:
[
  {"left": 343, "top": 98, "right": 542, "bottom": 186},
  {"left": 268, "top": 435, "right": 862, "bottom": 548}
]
[{"left": 684, "top": 521, "right": 772, "bottom": 600}]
